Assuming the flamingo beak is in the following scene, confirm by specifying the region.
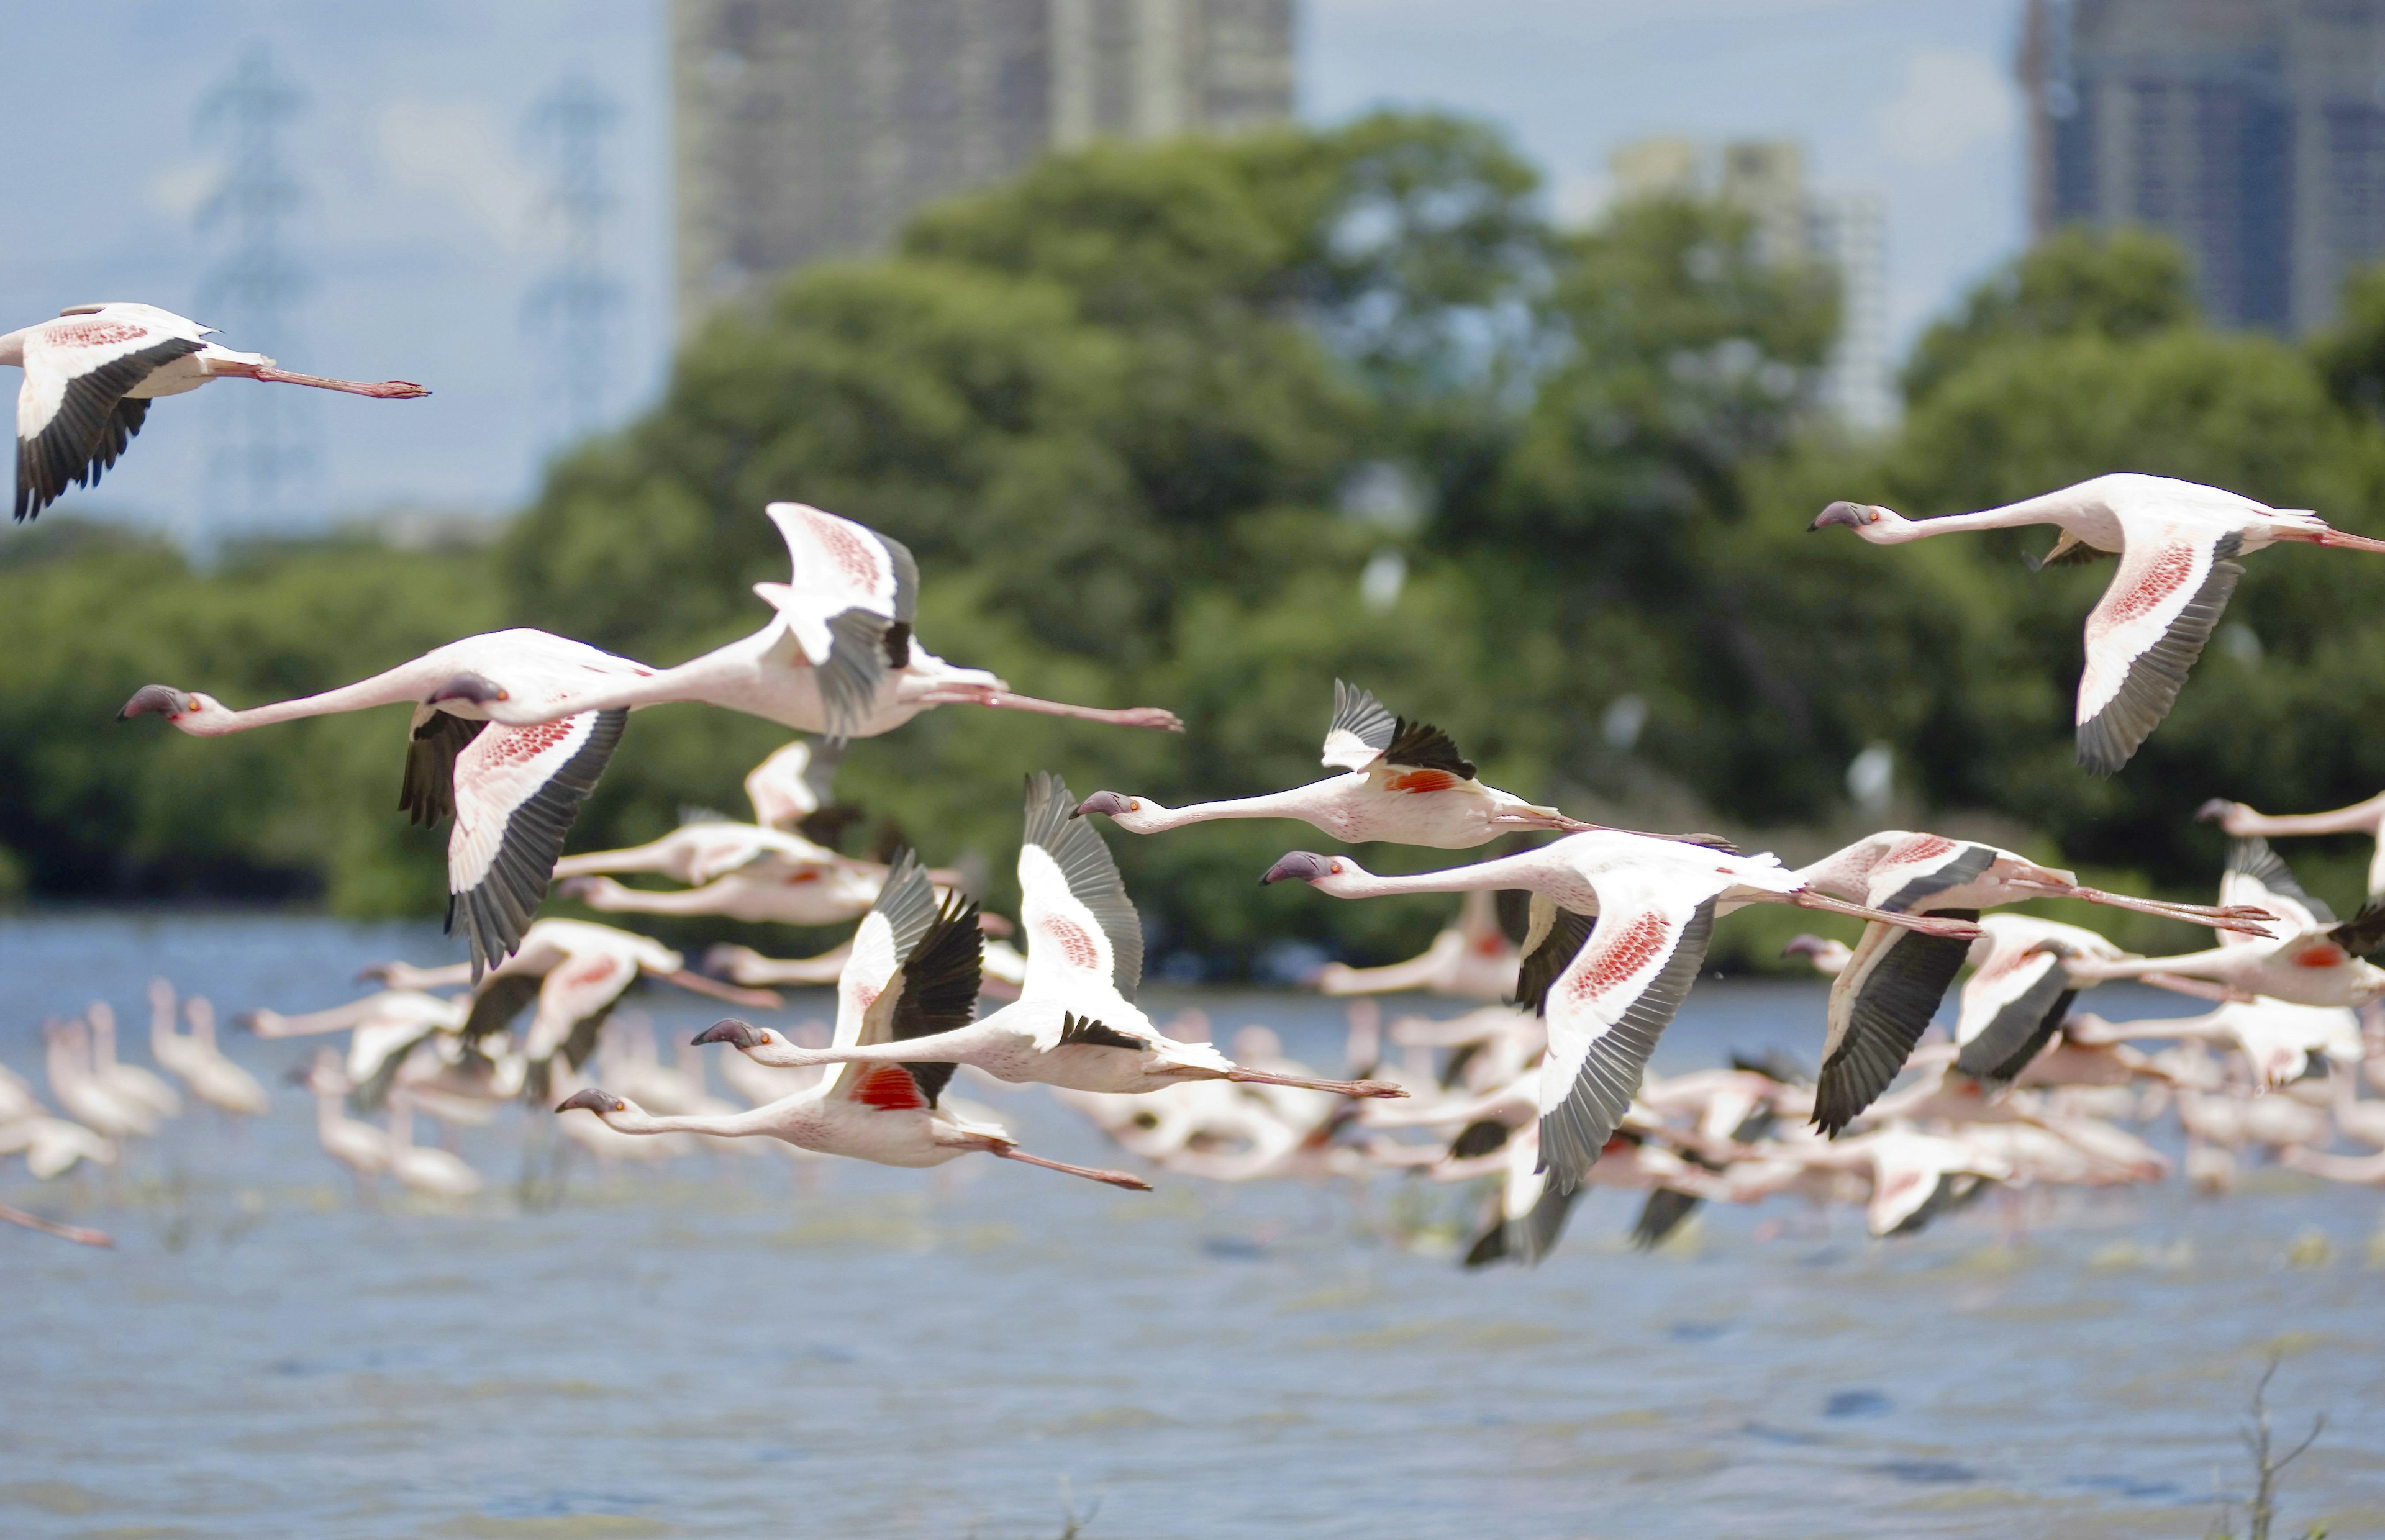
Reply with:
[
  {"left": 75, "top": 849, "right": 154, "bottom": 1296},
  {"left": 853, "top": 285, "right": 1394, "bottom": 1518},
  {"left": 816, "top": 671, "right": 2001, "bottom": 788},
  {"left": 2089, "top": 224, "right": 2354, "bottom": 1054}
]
[
  {"left": 554, "top": 1088, "right": 616, "bottom": 1115},
  {"left": 692, "top": 1018, "right": 761, "bottom": 1049},
  {"left": 1260, "top": 852, "right": 1333, "bottom": 886},
  {"left": 2193, "top": 798, "right": 2235, "bottom": 823},
  {"left": 1073, "top": 791, "right": 1132, "bottom": 820},
  {"left": 117, "top": 684, "right": 192, "bottom": 720},
  {"left": 1808, "top": 501, "right": 1871, "bottom": 532}
]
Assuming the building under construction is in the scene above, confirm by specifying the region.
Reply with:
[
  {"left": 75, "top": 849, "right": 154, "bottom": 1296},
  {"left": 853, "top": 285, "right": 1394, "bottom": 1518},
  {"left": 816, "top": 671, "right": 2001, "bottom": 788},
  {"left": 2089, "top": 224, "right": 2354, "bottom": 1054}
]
[{"left": 671, "top": 0, "right": 1295, "bottom": 327}]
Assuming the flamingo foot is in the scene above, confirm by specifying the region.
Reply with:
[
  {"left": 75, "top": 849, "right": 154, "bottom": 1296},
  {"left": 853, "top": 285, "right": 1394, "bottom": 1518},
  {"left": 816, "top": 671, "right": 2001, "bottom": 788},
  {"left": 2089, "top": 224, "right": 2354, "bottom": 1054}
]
[
  {"left": 0, "top": 1203, "right": 112, "bottom": 1248},
  {"left": 993, "top": 1146, "right": 1153, "bottom": 1189}
]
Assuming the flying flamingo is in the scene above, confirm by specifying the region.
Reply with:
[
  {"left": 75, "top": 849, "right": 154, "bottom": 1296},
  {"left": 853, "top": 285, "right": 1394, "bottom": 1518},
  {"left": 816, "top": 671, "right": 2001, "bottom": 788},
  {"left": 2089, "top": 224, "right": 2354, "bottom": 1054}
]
[
  {"left": 705, "top": 775, "right": 1404, "bottom": 1100},
  {"left": 1076, "top": 681, "right": 1591, "bottom": 848},
  {"left": 2066, "top": 1000, "right": 2362, "bottom": 1088},
  {"left": 1940, "top": 915, "right": 2128, "bottom": 1089},
  {"left": 118, "top": 628, "right": 648, "bottom": 976},
  {"left": 1258, "top": 832, "right": 1981, "bottom": 1191},
  {"left": 2198, "top": 792, "right": 2385, "bottom": 904},
  {"left": 1787, "top": 831, "right": 2265, "bottom": 1133},
  {"left": 1811, "top": 474, "right": 2385, "bottom": 774},
  {"left": 564, "top": 854, "right": 1150, "bottom": 1190},
  {"left": 4, "top": 301, "right": 427, "bottom": 521},
  {"left": 742, "top": 739, "right": 841, "bottom": 831},
  {"left": 1314, "top": 890, "right": 1522, "bottom": 1001},
  {"left": 147, "top": 982, "right": 270, "bottom": 1116},
  {"left": 2056, "top": 838, "right": 2385, "bottom": 1009},
  {"left": 450, "top": 502, "right": 1182, "bottom": 742}
]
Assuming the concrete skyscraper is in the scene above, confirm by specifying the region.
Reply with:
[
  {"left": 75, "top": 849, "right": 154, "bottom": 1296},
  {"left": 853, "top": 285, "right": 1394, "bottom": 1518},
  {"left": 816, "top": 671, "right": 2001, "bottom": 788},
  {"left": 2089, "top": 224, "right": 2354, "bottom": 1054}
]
[
  {"left": 671, "top": 0, "right": 1294, "bottom": 327},
  {"left": 2022, "top": 0, "right": 2385, "bottom": 332}
]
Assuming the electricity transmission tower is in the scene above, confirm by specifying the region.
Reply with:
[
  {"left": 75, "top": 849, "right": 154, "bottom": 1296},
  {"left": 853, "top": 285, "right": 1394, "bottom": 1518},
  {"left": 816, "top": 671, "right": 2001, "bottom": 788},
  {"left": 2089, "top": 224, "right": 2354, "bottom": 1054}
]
[
  {"left": 524, "top": 72, "right": 624, "bottom": 440},
  {"left": 195, "top": 43, "right": 311, "bottom": 527}
]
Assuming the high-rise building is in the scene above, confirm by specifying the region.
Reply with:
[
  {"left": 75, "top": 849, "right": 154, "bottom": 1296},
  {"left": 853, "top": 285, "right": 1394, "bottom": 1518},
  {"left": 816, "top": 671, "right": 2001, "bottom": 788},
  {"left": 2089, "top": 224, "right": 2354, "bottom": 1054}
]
[
  {"left": 2021, "top": 0, "right": 2385, "bottom": 333},
  {"left": 1609, "top": 137, "right": 1896, "bottom": 432},
  {"left": 671, "top": 0, "right": 1294, "bottom": 327}
]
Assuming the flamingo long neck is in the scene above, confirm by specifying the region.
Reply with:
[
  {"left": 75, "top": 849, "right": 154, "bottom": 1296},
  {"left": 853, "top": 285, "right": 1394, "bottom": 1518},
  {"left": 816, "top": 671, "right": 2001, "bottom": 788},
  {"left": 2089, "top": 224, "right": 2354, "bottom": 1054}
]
[
  {"left": 1327, "top": 851, "right": 1552, "bottom": 899},
  {"left": 522, "top": 632, "right": 772, "bottom": 721},
  {"left": 1132, "top": 786, "right": 1331, "bottom": 831},
  {"left": 0, "top": 328, "right": 27, "bottom": 368},
  {"left": 607, "top": 1100, "right": 806, "bottom": 1138},
  {"left": 1876, "top": 491, "right": 2083, "bottom": 544},
  {"left": 188, "top": 672, "right": 431, "bottom": 736}
]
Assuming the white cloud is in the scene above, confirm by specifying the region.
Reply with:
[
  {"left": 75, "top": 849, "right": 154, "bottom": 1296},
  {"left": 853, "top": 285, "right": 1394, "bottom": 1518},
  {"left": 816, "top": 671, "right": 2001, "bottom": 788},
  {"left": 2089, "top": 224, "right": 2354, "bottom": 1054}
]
[
  {"left": 1875, "top": 48, "right": 2019, "bottom": 170},
  {"left": 376, "top": 99, "right": 540, "bottom": 251},
  {"left": 146, "top": 158, "right": 223, "bottom": 221}
]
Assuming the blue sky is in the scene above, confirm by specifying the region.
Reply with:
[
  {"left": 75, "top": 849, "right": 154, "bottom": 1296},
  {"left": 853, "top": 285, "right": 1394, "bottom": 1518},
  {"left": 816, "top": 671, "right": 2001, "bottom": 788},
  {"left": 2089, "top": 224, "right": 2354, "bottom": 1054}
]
[{"left": 0, "top": 1, "right": 2024, "bottom": 537}]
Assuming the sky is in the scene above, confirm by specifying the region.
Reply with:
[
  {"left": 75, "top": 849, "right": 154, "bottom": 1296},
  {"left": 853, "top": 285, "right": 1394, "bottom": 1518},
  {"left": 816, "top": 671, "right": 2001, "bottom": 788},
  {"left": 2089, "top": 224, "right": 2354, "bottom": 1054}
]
[{"left": 0, "top": 0, "right": 2025, "bottom": 538}]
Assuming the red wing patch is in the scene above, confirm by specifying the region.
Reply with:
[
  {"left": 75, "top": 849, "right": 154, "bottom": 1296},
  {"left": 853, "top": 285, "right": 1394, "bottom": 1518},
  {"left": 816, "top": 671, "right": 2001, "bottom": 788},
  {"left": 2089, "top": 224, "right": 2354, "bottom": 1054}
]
[
  {"left": 1885, "top": 834, "right": 1955, "bottom": 866},
  {"left": 2293, "top": 944, "right": 2347, "bottom": 969},
  {"left": 1566, "top": 913, "right": 1669, "bottom": 1005},
  {"left": 50, "top": 320, "right": 149, "bottom": 348},
  {"left": 484, "top": 722, "right": 574, "bottom": 765},
  {"left": 853, "top": 1066, "right": 925, "bottom": 1110},
  {"left": 1035, "top": 914, "right": 1101, "bottom": 972},
  {"left": 1384, "top": 769, "right": 1461, "bottom": 794},
  {"left": 2098, "top": 545, "right": 2195, "bottom": 629},
  {"left": 806, "top": 510, "right": 887, "bottom": 592}
]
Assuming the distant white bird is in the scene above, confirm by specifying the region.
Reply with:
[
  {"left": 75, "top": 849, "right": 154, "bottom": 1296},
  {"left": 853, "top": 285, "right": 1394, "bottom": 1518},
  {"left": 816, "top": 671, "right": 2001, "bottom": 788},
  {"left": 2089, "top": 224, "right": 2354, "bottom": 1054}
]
[
  {"left": 2201, "top": 792, "right": 2385, "bottom": 904},
  {"left": 291, "top": 1051, "right": 393, "bottom": 1202},
  {"left": 147, "top": 982, "right": 270, "bottom": 1116},
  {"left": 42, "top": 1018, "right": 157, "bottom": 1140},
  {"left": 83, "top": 1001, "right": 179, "bottom": 1120},
  {"left": 1812, "top": 474, "right": 2385, "bottom": 774},
  {"left": 743, "top": 739, "right": 840, "bottom": 831},
  {"left": 1077, "top": 681, "right": 1588, "bottom": 848},
  {"left": 1314, "top": 890, "right": 1522, "bottom": 1001},
  {"left": 2068, "top": 1000, "right": 2361, "bottom": 1089},
  {"left": 383, "top": 1094, "right": 483, "bottom": 1199},
  {"left": 461, "top": 502, "right": 1183, "bottom": 741},
  {"left": 0, "top": 1116, "right": 116, "bottom": 1180},
  {"left": 2, "top": 301, "right": 427, "bottom": 521},
  {"left": 568, "top": 854, "right": 1151, "bottom": 1190},
  {"left": 1261, "top": 832, "right": 1982, "bottom": 1190}
]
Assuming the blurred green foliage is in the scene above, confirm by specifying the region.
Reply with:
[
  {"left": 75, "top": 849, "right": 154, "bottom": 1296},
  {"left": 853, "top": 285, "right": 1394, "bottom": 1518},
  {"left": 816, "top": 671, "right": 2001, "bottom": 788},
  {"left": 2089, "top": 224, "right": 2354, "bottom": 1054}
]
[{"left": 15, "top": 117, "right": 2385, "bottom": 974}]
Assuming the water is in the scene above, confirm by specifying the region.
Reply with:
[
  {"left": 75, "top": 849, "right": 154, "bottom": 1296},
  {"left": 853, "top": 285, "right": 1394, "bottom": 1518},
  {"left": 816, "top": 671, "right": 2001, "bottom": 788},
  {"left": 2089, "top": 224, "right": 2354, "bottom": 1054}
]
[{"left": 4, "top": 913, "right": 2383, "bottom": 1539}]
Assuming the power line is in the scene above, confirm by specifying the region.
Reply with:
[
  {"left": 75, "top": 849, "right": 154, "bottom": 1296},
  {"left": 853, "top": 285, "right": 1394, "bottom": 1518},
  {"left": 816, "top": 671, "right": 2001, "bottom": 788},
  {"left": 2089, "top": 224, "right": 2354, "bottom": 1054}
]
[
  {"left": 524, "top": 71, "right": 624, "bottom": 440},
  {"left": 194, "top": 43, "right": 312, "bottom": 527}
]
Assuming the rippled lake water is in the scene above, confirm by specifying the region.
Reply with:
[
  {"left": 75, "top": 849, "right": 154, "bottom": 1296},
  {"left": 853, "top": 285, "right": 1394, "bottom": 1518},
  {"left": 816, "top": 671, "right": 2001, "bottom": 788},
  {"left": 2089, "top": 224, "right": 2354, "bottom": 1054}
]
[{"left": 2, "top": 912, "right": 2382, "bottom": 1539}]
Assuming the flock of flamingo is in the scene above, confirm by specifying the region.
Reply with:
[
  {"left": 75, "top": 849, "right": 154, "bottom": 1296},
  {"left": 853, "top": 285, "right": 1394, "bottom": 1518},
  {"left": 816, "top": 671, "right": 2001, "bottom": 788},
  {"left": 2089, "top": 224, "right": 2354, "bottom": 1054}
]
[{"left": 9, "top": 303, "right": 2385, "bottom": 1262}]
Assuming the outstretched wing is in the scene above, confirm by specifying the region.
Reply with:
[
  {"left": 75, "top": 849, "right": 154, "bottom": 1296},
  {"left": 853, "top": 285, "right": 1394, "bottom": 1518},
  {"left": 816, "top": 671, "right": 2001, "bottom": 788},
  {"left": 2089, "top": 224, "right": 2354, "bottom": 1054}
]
[
  {"left": 1018, "top": 771, "right": 1143, "bottom": 1002},
  {"left": 1812, "top": 915, "right": 1976, "bottom": 1135},
  {"left": 829, "top": 851, "right": 938, "bottom": 1058},
  {"left": 867, "top": 887, "right": 983, "bottom": 1108},
  {"left": 401, "top": 709, "right": 487, "bottom": 827},
  {"left": 2074, "top": 531, "right": 2243, "bottom": 776},
  {"left": 16, "top": 310, "right": 208, "bottom": 522},
  {"left": 1953, "top": 941, "right": 2074, "bottom": 1087},
  {"left": 2223, "top": 836, "right": 2331, "bottom": 939},
  {"left": 1514, "top": 900, "right": 1595, "bottom": 1017},
  {"left": 1537, "top": 876, "right": 1719, "bottom": 1195},
  {"left": 446, "top": 709, "right": 628, "bottom": 980},
  {"left": 1320, "top": 680, "right": 1398, "bottom": 771},
  {"left": 755, "top": 502, "right": 920, "bottom": 739},
  {"left": 1865, "top": 835, "right": 1996, "bottom": 913}
]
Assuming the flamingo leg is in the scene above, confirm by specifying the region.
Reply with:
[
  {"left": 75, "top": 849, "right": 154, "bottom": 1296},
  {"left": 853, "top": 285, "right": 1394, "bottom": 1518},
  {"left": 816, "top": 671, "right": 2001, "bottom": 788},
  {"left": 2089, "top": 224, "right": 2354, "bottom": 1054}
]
[
  {"left": 1788, "top": 892, "right": 1980, "bottom": 939},
  {"left": 2138, "top": 971, "right": 2257, "bottom": 1005},
  {"left": 2065, "top": 887, "right": 2279, "bottom": 936},
  {"left": 990, "top": 1146, "right": 1153, "bottom": 1190},
  {"left": 0, "top": 1204, "right": 111, "bottom": 1248},
  {"left": 250, "top": 365, "right": 430, "bottom": 399},
  {"left": 1222, "top": 1067, "right": 1409, "bottom": 1099},
  {"left": 916, "top": 686, "right": 1183, "bottom": 732},
  {"left": 2317, "top": 528, "right": 2385, "bottom": 555}
]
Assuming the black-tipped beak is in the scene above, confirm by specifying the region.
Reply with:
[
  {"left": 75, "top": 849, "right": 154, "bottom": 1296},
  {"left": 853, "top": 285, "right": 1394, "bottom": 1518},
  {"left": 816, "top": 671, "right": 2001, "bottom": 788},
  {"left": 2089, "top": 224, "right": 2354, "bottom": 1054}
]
[
  {"left": 282, "top": 1062, "right": 316, "bottom": 1086},
  {"left": 1073, "top": 791, "right": 1131, "bottom": 820},
  {"left": 1808, "top": 500, "right": 1869, "bottom": 532},
  {"left": 117, "top": 684, "right": 191, "bottom": 721},
  {"left": 1260, "top": 852, "right": 1332, "bottom": 887},
  {"left": 692, "top": 1018, "right": 760, "bottom": 1049},
  {"left": 424, "top": 672, "right": 507, "bottom": 707},
  {"left": 2194, "top": 798, "right": 2235, "bottom": 823},
  {"left": 555, "top": 1087, "right": 618, "bottom": 1115},
  {"left": 1780, "top": 935, "right": 1828, "bottom": 958}
]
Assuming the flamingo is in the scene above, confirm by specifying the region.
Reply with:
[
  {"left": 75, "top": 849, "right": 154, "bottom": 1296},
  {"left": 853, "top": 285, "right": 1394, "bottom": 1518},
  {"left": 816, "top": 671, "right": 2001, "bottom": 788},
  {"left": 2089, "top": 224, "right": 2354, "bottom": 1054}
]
[
  {"left": 117, "top": 628, "right": 647, "bottom": 976},
  {"left": 291, "top": 1050, "right": 393, "bottom": 1201},
  {"left": 2066, "top": 1000, "right": 2361, "bottom": 1088},
  {"left": 4, "top": 301, "right": 427, "bottom": 522},
  {"left": 147, "top": 982, "right": 270, "bottom": 1116},
  {"left": 457, "top": 502, "right": 1182, "bottom": 742},
  {"left": 2281, "top": 1144, "right": 2385, "bottom": 1185},
  {"left": 1788, "top": 830, "right": 2269, "bottom": 1134},
  {"left": 0, "top": 1062, "right": 43, "bottom": 1123},
  {"left": 383, "top": 1093, "right": 484, "bottom": 1198},
  {"left": 707, "top": 775, "right": 1404, "bottom": 1101},
  {"left": 83, "top": 1001, "right": 180, "bottom": 1120},
  {"left": 1314, "top": 890, "right": 1522, "bottom": 1001},
  {"left": 1810, "top": 474, "right": 2385, "bottom": 774},
  {"left": 565, "top": 854, "right": 1150, "bottom": 1190},
  {"left": 2199, "top": 792, "right": 2385, "bottom": 904},
  {"left": 1076, "top": 681, "right": 1589, "bottom": 848},
  {"left": 2327, "top": 1059, "right": 2385, "bottom": 1149},
  {"left": 2057, "top": 838, "right": 2385, "bottom": 1009},
  {"left": 1258, "top": 832, "right": 1981, "bottom": 1191},
  {"left": 0, "top": 1116, "right": 116, "bottom": 1181},
  {"left": 743, "top": 739, "right": 841, "bottom": 831},
  {"left": 1944, "top": 916, "right": 2129, "bottom": 1089},
  {"left": 43, "top": 1019, "right": 157, "bottom": 1140}
]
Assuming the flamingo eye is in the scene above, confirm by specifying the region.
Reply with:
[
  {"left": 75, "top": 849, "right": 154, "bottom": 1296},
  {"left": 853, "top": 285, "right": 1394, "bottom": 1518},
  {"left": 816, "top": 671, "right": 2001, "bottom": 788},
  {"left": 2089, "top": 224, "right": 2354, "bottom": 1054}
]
[
  {"left": 758, "top": 1031, "right": 773, "bottom": 1044},
  {"left": 611, "top": 1100, "right": 625, "bottom": 1112},
  {"left": 1129, "top": 800, "right": 1142, "bottom": 811},
  {"left": 1330, "top": 861, "right": 1345, "bottom": 875}
]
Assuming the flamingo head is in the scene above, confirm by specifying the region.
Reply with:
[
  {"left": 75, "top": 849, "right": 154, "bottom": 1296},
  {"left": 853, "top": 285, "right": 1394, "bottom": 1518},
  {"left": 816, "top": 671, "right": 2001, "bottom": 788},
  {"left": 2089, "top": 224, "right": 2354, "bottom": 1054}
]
[
  {"left": 1259, "top": 851, "right": 1373, "bottom": 894},
  {"left": 2193, "top": 798, "right": 2240, "bottom": 824},
  {"left": 1780, "top": 935, "right": 1852, "bottom": 975},
  {"left": 693, "top": 1017, "right": 763, "bottom": 1051},
  {"left": 117, "top": 685, "right": 225, "bottom": 732},
  {"left": 555, "top": 1087, "right": 627, "bottom": 1117},
  {"left": 1808, "top": 501, "right": 1907, "bottom": 542},
  {"left": 1074, "top": 790, "right": 1162, "bottom": 833}
]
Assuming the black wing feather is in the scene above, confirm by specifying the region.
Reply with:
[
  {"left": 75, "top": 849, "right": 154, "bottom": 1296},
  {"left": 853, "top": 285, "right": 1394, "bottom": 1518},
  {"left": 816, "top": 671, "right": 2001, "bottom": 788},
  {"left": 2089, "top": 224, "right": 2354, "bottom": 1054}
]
[
  {"left": 448, "top": 708, "right": 628, "bottom": 980},
  {"left": 1383, "top": 717, "right": 1478, "bottom": 779},
  {"left": 401, "top": 712, "right": 488, "bottom": 827},
  {"left": 1812, "top": 916, "right": 1976, "bottom": 1136},
  {"left": 1515, "top": 907, "right": 1596, "bottom": 1016},
  {"left": 1022, "top": 771, "right": 1144, "bottom": 1000},
  {"left": 889, "top": 888, "right": 983, "bottom": 1107},
  {"left": 2327, "top": 901, "right": 2385, "bottom": 961},
  {"left": 1879, "top": 843, "right": 1996, "bottom": 913},
  {"left": 1327, "top": 680, "right": 1398, "bottom": 755},
  {"left": 16, "top": 335, "right": 206, "bottom": 521},
  {"left": 2076, "top": 533, "right": 2243, "bottom": 777},
  {"left": 2230, "top": 836, "right": 2334, "bottom": 925},
  {"left": 460, "top": 971, "right": 545, "bottom": 1043}
]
